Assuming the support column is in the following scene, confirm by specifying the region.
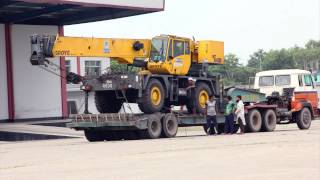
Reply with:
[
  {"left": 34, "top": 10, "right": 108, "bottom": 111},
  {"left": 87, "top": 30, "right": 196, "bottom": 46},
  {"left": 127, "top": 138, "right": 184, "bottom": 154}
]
[
  {"left": 59, "top": 26, "right": 68, "bottom": 118},
  {"left": 76, "top": 56, "right": 81, "bottom": 75},
  {"left": 5, "top": 23, "right": 14, "bottom": 122}
]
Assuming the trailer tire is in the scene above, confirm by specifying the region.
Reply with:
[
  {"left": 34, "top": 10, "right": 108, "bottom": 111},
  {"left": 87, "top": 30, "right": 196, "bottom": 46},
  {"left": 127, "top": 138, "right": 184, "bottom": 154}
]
[
  {"left": 95, "top": 91, "right": 123, "bottom": 113},
  {"left": 296, "top": 107, "right": 312, "bottom": 130},
  {"left": 261, "top": 109, "right": 277, "bottom": 132},
  {"left": 139, "top": 114, "right": 162, "bottom": 139},
  {"left": 246, "top": 109, "right": 262, "bottom": 132},
  {"left": 138, "top": 79, "right": 165, "bottom": 114},
  {"left": 187, "top": 82, "right": 212, "bottom": 114},
  {"left": 84, "top": 130, "right": 104, "bottom": 142},
  {"left": 161, "top": 113, "right": 178, "bottom": 138}
]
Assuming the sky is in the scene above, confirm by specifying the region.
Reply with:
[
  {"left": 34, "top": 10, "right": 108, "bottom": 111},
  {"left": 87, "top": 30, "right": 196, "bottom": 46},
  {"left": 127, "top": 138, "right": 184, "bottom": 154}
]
[{"left": 65, "top": 0, "right": 320, "bottom": 64}]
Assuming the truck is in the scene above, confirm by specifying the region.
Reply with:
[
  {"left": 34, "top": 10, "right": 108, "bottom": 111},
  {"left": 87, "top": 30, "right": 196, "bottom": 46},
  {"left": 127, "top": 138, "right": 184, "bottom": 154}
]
[{"left": 30, "top": 35, "right": 315, "bottom": 142}]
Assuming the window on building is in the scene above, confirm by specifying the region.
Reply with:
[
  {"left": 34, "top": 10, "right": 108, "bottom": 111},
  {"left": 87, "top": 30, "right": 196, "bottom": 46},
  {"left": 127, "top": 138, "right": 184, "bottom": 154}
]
[
  {"left": 259, "top": 76, "right": 274, "bottom": 86},
  {"left": 275, "top": 75, "right": 290, "bottom": 86},
  {"left": 65, "top": 60, "right": 71, "bottom": 74},
  {"left": 85, "top": 61, "right": 101, "bottom": 76},
  {"left": 173, "top": 40, "right": 185, "bottom": 57}
]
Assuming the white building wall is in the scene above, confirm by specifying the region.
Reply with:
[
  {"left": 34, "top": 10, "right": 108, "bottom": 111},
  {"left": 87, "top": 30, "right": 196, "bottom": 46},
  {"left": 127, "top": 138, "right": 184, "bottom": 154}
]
[
  {"left": 11, "top": 25, "right": 62, "bottom": 119},
  {"left": 0, "top": 24, "right": 8, "bottom": 120}
]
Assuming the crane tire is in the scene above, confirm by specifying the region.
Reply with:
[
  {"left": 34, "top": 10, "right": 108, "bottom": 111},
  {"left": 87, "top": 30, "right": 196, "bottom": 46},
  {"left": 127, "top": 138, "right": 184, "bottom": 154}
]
[
  {"left": 138, "top": 79, "right": 165, "bottom": 114},
  {"left": 95, "top": 91, "right": 123, "bottom": 113},
  {"left": 187, "top": 82, "right": 212, "bottom": 114}
]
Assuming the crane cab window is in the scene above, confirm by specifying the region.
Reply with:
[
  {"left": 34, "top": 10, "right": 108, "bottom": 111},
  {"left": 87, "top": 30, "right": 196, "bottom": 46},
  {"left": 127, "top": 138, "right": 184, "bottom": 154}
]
[
  {"left": 150, "top": 38, "right": 168, "bottom": 62},
  {"left": 185, "top": 42, "right": 190, "bottom": 54},
  {"left": 173, "top": 40, "right": 185, "bottom": 57},
  {"left": 168, "top": 39, "right": 173, "bottom": 58}
]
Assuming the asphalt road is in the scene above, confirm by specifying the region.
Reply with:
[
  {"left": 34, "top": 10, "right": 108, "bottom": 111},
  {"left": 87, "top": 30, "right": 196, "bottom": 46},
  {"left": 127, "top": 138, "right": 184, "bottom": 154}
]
[{"left": 1, "top": 120, "right": 319, "bottom": 180}]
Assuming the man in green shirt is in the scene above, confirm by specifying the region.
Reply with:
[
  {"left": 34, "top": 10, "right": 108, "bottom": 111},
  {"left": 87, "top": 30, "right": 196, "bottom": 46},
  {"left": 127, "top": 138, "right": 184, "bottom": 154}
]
[{"left": 224, "top": 96, "right": 235, "bottom": 134}]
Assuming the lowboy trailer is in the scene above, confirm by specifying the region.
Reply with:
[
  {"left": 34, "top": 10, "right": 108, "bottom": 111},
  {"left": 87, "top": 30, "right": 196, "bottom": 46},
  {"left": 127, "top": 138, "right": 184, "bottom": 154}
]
[{"left": 67, "top": 87, "right": 313, "bottom": 142}]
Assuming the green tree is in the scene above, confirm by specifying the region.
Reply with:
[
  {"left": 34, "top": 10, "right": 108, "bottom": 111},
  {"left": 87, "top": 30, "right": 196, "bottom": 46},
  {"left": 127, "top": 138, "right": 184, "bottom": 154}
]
[{"left": 247, "top": 49, "right": 266, "bottom": 70}]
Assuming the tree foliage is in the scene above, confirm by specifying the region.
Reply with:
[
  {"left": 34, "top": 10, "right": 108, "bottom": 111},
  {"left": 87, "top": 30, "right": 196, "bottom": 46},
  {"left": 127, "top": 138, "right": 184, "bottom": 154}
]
[{"left": 209, "top": 39, "right": 320, "bottom": 86}]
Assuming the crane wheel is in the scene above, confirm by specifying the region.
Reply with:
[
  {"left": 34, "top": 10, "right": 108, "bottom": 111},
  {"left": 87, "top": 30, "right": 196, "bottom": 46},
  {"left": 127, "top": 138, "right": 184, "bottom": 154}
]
[
  {"left": 139, "top": 113, "right": 162, "bottom": 139},
  {"left": 187, "top": 82, "right": 212, "bottom": 114},
  {"left": 95, "top": 91, "right": 123, "bottom": 113},
  {"left": 246, "top": 109, "right": 262, "bottom": 132},
  {"left": 161, "top": 113, "right": 178, "bottom": 138},
  {"left": 261, "top": 109, "right": 277, "bottom": 132},
  {"left": 138, "top": 79, "right": 165, "bottom": 114},
  {"left": 296, "top": 107, "right": 312, "bottom": 130}
]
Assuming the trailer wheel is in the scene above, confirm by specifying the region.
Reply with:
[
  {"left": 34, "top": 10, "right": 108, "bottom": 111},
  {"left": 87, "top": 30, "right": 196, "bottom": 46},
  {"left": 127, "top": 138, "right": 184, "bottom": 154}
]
[
  {"left": 187, "top": 82, "right": 212, "bottom": 114},
  {"left": 296, "top": 107, "right": 312, "bottom": 130},
  {"left": 84, "top": 130, "right": 104, "bottom": 142},
  {"left": 161, "top": 114, "right": 178, "bottom": 138},
  {"left": 261, "top": 109, "right": 277, "bottom": 132},
  {"left": 138, "top": 79, "right": 165, "bottom": 114},
  {"left": 95, "top": 91, "right": 123, "bottom": 113},
  {"left": 246, "top": 109, "right": 262, "bottom": 132},
  {"left": 139, "top": 114, "right": 162, "bottom": 139}
]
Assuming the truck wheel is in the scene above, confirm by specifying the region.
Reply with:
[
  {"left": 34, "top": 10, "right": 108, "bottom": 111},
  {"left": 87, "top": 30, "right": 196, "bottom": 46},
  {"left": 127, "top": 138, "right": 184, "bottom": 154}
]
[
  {"left": 139, "top": 114, "right": 162, "bottom": 139},
  {"left": 246, "top": 109, "right": 262, "bottom": 132},
  {"left": 261, "top": 109, "right": 277, "bottom": 132},
  {"left": 161, "top": 113, "right": 178, "bottom": 138},
  {"left": 138, "top": 79, "right": 165, "bottom": 114},
  {"left": 296, "top": 107, "right": 312, "bottom": 130},
  {"left": 84, "top": 130, "right": 104, "bottom": 142},
  {"left": 95, "top": 91, "right": 123, "bottom": 113},
  {"left": 187, "top": 82, "right": 212, "bottom": 114}
]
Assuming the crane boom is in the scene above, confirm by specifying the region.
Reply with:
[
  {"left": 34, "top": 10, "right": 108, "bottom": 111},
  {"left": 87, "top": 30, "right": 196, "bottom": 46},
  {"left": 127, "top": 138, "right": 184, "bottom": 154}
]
[{"left": 30, "top": 34, "right": 151, "bottom": 65}]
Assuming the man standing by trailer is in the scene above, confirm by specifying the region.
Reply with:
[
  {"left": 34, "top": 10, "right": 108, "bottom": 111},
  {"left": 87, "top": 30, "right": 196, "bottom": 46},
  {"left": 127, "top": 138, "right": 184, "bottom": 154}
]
[
  {"left": 205, "top": 95, "right": 218, "bottom": 135},
  {"left": 235, "top": 95, "right": 246, "bottom": 134},
  {"left": 224, "top": 96, "right": 235, "bottom": 134}
]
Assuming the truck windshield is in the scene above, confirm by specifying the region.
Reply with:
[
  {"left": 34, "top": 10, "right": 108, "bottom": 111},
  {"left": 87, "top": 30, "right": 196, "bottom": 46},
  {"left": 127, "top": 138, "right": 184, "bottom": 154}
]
[
  {"left": 150, "top": 38, "right": 168, "bottom": 62},
  {"left": 275, "top": 75, "right": 290, "bottom": 86},
  {"left": 259, "top": 76, "right": 274, "bottom": 86}
]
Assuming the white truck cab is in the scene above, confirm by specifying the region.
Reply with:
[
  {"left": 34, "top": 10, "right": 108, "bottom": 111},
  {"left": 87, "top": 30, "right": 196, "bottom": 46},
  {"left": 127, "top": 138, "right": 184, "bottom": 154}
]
[{"left": 254, "top": 69, "right": 316, "bottom": 96}]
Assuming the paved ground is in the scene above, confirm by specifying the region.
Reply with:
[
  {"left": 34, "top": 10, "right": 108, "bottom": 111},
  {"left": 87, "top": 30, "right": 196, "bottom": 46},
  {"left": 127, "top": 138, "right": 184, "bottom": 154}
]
[{"left": 1, "top": 120, "right": 319, "bottom": 180}]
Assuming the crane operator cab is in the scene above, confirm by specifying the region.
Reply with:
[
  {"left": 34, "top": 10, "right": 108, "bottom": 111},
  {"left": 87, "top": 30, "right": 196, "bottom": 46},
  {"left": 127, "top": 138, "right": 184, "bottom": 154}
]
[
  {"left": 147, "top": 35, "right": 224, "bottom": 76},
  {"left": 147, "top": 35, "right": 192, "bottom": 75}
]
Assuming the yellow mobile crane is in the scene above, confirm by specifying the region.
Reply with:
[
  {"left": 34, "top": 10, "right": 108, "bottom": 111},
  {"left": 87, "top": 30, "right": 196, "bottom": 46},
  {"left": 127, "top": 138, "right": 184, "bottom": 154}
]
[{"left": 30, "top": 34, "right": 224, "bottom": 114}]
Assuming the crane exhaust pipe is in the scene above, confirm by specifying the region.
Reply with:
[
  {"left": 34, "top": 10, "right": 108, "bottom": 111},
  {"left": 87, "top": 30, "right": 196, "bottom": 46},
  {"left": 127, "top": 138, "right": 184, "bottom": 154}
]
[{"left": 30, "top": 34, "right": 56, "bottom": 65}]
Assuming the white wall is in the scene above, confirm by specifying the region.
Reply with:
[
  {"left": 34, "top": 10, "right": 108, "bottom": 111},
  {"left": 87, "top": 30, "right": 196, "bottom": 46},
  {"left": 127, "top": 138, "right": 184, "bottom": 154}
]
[
  {"left": 11, "top": 25, "right": 62, "bottom": 119},
  {"left": 0, "top": 24, "right": 8, "bottom": 120}
]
